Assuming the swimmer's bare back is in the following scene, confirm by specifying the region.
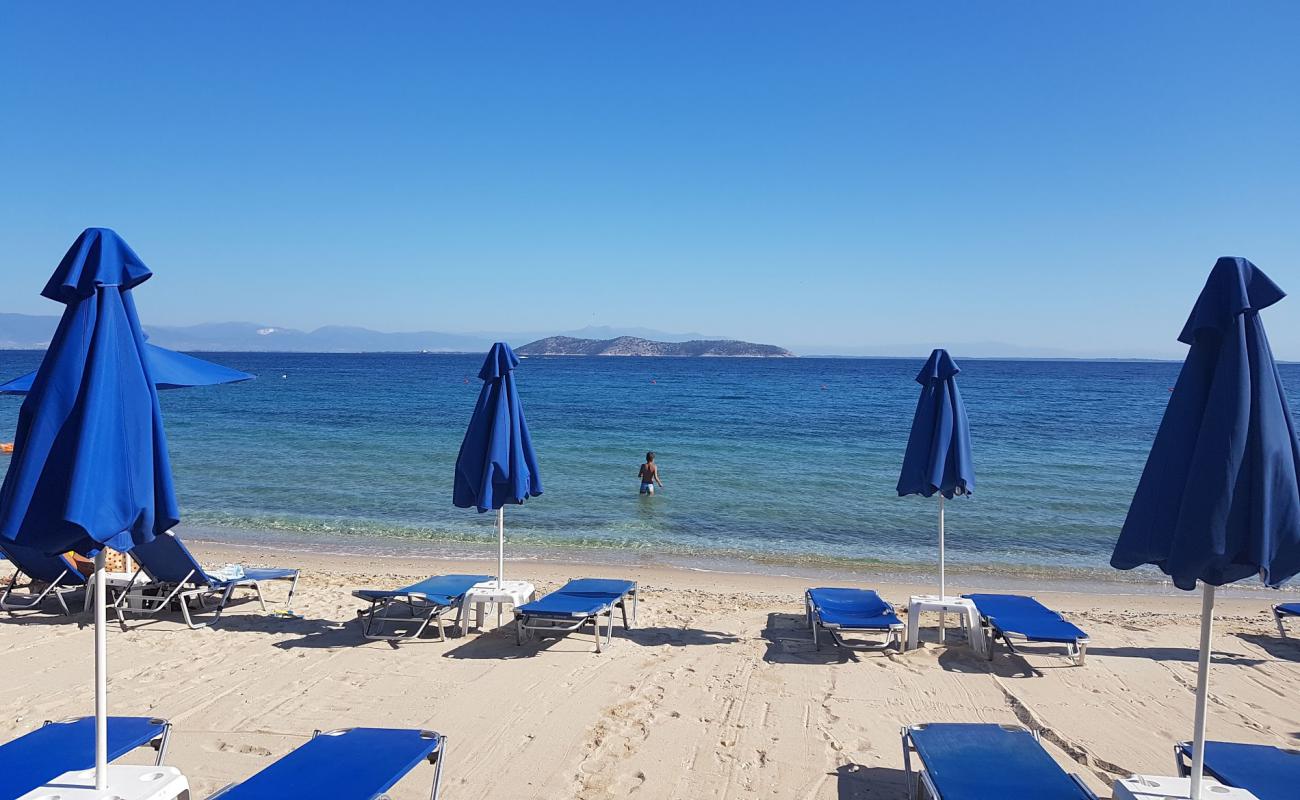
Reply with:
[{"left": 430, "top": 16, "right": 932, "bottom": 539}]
[{"left": 639, "top": 462, "right": 663, "bottom": 486}]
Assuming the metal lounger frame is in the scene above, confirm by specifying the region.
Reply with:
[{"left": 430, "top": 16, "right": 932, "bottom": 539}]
[
  {"left": 355, "top": 594, "right": 467, "bottom": 642},
  {"left": 804, "top": 591, "right": 903, "bottom": 651},
  {"left": 1, "top": 567, "right": 82, "bottom": 616},
  {"left": 515, "top": 584, "right": 638, "bottom": 654},
  {"left": 900, "top": 724, "right": 1098, "bottom": 800},
  {"left": 976, "top": 617, "right": 1088, "bottom": 667},
  {"left": 1274, "top": 605, "right": 1295, "bottom": 638},
  {"left": 112, "top": 568, "right": 299, "bottom": 629}
]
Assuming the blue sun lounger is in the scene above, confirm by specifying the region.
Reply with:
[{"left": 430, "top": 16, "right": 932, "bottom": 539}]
[
  {"left": 210, "top": 727, "right": 445, "bottom": 800},
  {"left": 515, "top": 578, "right": 638, "bottom": 653},
  {"left": 353, "top": 573, "right": 493, "bottom": 641},
  {"left": 901, "top": 723, "right": 1098, "bottom": 800},
  {"left": 0, "top": 716, "right": 172, "bottom": 798},
  {"left": 1272, "top": 602, "right": 1300, "bottom": 637},
  {"left": 963, "top": 593, "right": 1089, "bottom": 666},
  {"left": 1176, "top": 740, "right": 1300, "bottom": 800},
  {"left": 0, "top": 541, "right": 87, "bottom": 615},
  {"left": 119, "top": 530, "right": 299, "bottom": 628},
  {"left": 805, "top": 587, "right": 903, "bottom": 650}
]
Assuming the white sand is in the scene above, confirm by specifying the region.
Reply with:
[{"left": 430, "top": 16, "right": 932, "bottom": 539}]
[{"left": 2, "top": 543, "right": 1298, "bottom": 799}]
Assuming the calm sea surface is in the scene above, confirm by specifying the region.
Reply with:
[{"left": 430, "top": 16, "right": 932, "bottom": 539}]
[{"left": 1, "top": 351, "right": 1293, "bottom": 584}]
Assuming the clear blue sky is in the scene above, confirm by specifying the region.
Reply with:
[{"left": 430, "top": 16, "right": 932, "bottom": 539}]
[{"left": 2, "top": 3, "right": 1298, "bottom": 357}]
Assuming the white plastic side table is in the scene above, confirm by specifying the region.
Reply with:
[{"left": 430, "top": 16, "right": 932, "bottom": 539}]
[
  {"left": 1113, "top": 775, "right": 1258, "bottom": 799},
  {"left": 19, "top": 765, "right": 189, "bottom": 800},
  {"left": 906, "top": 595, "right": 984, "bottom": 656},
  {"left": 461, "top": 580, "right": 537, "bottom": 631}
]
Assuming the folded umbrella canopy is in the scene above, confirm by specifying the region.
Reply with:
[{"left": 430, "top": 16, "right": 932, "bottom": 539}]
[
  {"left": 0, "top": 228, "right": 183, "bottom": 791},
  {"left": 453, "top": 342, "right": 543, "bottom": 589},
  {"left": 897, "top": 349, "right": 975, "bottom": 605},
  {"left": 0, "top": 341, "right": 252, "bottom": 394},
  {"left": 1112, "top": 257, "right": 1300, "bottom": 800}
]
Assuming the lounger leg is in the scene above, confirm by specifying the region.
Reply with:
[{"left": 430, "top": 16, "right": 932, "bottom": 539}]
[
  {"left": 515, "top": 615, "right": 525, "bottom": 646},
  {"left": 620, "top": 599, "right": 630, "bottom": 630},
  {"left": 434, "top": 610, "right": 446, "bottom": 642},
  {"left": 285, "top": 572, "right": 300, "bottom": 611},
  {"left": 812, "top": 619, "right": 820, "bottom": 650},
  {"left": 156, "top": 722, "right": 173, "bottom": 765},
  {"left": 53, "top": 585, "right": 72, "bottom": 616},
  {"left": 429, "top": 734, "right": 446, "bottom": 800},
  {"left": 253, "top": 581, "right": 267, "bottom": 611},
  {"left": 1074, "top": 641, "right": 1087, "bottom": 667},
  {"left": 212, "top": 585, "right": 237, "bottom": 625},
  {"left": 631, "top": 588, "right": 638, "bottom": 627},
  {"left": 900, "top": 729, "right": 916, "bottom": 800},
  {"left": 1277, "top": 611, "right": 1288, "bottom": 638}
]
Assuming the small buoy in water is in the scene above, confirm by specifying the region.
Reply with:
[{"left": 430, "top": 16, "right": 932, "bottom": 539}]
[
  {"left": 0, "top": 442, "right": 13, "bottom": 454},
  {"left": 651, "top": 379, "right": 657, "bottom": 384},
  {"left": 821, "top": 384, "right": 828, "bottom": 390},
  {"left": 281, "top": 374, "right": 288, "bottom": 379}
]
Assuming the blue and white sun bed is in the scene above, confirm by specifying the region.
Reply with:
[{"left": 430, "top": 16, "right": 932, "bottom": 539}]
[
  {"left": 963, "top": 593, "right": 1089, "bottom": 666},
  {"left": 901, "top": 723, "right": 1098, "bottom": 800},
  {"left": 0, "top": 716, "right": 171, "bottom": 798},
  {"left": 1272, "top": 602, "right": 1300, "bottom": 637},
  {"left": 1176, "top": 740, "right": 1300, "bottom": 800},
  {"left": 119, "top": 530, "right": 299, "bottom": 628},
  {"left": 515, "top": 578, "right": 638, "bottom": 653},
  {"left": 209, "top": 727, "right": 445, "bottom": 800},
  {"left": 804, "top": 587, "right": 903, "bottom": 650},
  {"left": 0, "top": 542, "right": 87, "bottom": 615},
  {"left": 353, "top": 573, "right": 492, "bottom": 641}
]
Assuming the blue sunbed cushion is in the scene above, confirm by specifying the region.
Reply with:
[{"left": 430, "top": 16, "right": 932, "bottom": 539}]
[
  {"left": 807, "top": 588, "right": 901, "bottom": 629},
  {"left": 964, "top": 594, "right": 1088, "bottom": 644},
  {"left": 1276, "top": 602, "right": 1300, "bottom": 617},
  {"left": 908, "top": 723, "right": 1092, "bottom": 800},
  {"left": 0, "top": 716, "right": 166, "bottom": 798},
  {"left": 517, "top": 578, "right": 635, "bottom": 619},
  {"left": 1179, "top": 741, "right": 1300, "bottom": 800},
  {"left": 0, "top": 542, "right": 85, "bottom": 586},
  {"left": 214, "top": 727, "right": 441, "bottom": 799},
  {"left": 354, "top": 574, "right": 493, "bottom": 606}
]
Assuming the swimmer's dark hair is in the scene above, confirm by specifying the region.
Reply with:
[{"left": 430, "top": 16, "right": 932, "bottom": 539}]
[{"left": 646, "top": 451, "right": 655, "bottom": 461}]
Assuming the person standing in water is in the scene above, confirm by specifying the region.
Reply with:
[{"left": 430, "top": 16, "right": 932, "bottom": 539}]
[{"left": 639, "top": 451, "right": 664, "bottom": 495}]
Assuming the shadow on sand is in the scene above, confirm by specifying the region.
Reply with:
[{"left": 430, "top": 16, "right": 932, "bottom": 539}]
[
  {"left": 442, "top": 621, "right": 741, "bottom": 659},
  {"left": 1083, "top": 645, "right": 1265, "bottom": 666},
  {"left": 835, "top": 763, "right": 910, "bottom": 800},
  {"left": 1233, "top": 631, "right": 1300, "bottom": 662},
  {"left": 761, "top": 612, "right": 898, "bottom": 665}
]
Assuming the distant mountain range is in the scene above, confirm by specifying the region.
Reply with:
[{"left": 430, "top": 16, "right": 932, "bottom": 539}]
[
  {"left": 517, "top": 336, "right": 794, "bottom": 358},
  {"left": 0, "top": 314, "right": 730, "bottom": 354}
]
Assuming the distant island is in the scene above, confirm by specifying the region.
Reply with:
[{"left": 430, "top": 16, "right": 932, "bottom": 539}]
[{"left": 516, "top": 336, "right": 795, "bottom": 358}]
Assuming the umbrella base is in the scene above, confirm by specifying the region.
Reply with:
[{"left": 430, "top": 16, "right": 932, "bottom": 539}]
[
  {"left": 1113, "top": 775, "right": 1257, "bottom": 799},
  {"left": 18, "top": 765, "right": 189, "bottom": 800}
]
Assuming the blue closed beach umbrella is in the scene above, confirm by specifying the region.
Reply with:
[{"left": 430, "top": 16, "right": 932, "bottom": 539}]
[
  {"left": 0, "top": 228, "right": 206, "bottom": 791},
  {"left": 0, "top": 341, "right": 253, "bottom": 395},
  {"left": 1111, "top": 257, "right": 1300, "bottom": 800},
  {"left": 453, "top": 342, "right": 542, "bottom": 587},
  {"left": 897, "top": 349, "right": 974, "bottom": 605}
]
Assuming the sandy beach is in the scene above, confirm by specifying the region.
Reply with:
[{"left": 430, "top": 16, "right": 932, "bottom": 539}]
[{"left": 2, "top": 542, "right": 1297, "bottom": 799}]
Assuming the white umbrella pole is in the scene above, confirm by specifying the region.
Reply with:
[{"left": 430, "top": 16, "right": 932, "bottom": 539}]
[
  {"left": 1189, "top": 583, "right": 1215, "bottom": 800},
  {"left": 93, "top": 549, "right": 108, "bottom": 790},
  {"left": 496, "top": 507, "right": 506, "bottom": 628},
  {"left": 497, "top": 507, "right": 505, "bottom": 587},
  {"left": 938, "top": 495, "right": 946, "bottom": 642}
]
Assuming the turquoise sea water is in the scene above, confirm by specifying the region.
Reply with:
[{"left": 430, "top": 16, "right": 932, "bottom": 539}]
[{"left": 1, "top": 351, "right": 1292, "bottom": 583}]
